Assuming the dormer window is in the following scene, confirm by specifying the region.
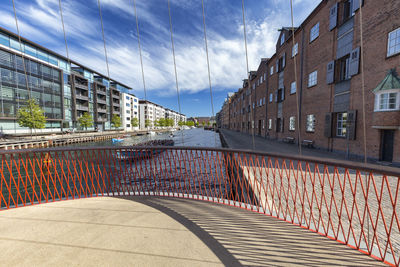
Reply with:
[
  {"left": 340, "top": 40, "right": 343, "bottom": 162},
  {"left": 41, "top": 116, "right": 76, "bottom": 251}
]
[{"left": 280, "top": 34, "right": 285, "bottom": 46}]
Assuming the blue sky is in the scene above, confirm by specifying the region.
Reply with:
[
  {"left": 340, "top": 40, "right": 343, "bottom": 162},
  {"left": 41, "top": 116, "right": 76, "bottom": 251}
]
[{"left": 0, "top": 0, "right": 319, "bottom": 117}]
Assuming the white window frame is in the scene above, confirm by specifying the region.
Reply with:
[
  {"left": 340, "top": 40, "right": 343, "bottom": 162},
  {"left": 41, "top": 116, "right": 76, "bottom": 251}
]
[
  {"left": 336, "top": 112, "right": 348, "bottom": 137},
  {"left": 374, "top": 91, "right": 400, "bottom": 111},
  {"left": 280, "top": 33, "right": 285, "bottom": 46},
  {"left": 308, "top": 71, "right": 318, "bottom": 87},
  {"left": 306, "top": 114, "right": 315, "bottom": 132},
  {"left": 268, "top": 119, "right": 272, "bottom": 130},
  {"left": 289, "top": 116, "right": 296, "bottom": 131},
  {"left": 270, "top": 66, "right": 274, "bottom": 75},
  {"left": 387, "top": 27, "right": 400, "bottom": 57},
  {"left": 310, "top": 22, "right": 320, "bottom": 43},
  {"left": 269, "top": 93, "right": 273, "bottom": 102},
  {"left": 290, "top": 81, "right": 296, "bottom": 94},
  {"left": 292, "top": 43, "right": 298, "bottom": 57}
]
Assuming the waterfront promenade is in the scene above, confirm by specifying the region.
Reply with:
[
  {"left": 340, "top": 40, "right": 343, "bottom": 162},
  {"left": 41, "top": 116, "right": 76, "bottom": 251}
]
[
  {"left": 219, "top": 129, "right": 394, "bottom": 165},
  {"left": 0, "top": 196, "right": 383, "bottom": 266}
]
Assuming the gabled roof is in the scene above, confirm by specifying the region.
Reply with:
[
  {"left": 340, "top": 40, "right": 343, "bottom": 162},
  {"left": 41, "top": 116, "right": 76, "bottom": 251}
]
[{"left": 373, "top": 69, "right": 400, "bottom": 93}]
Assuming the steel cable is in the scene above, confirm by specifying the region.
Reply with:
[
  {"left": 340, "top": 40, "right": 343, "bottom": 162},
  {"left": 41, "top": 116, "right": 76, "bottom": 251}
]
[
  {"left": 241, "top": 0, "right": 255, "bottom": 151},
  {"left": 167, "top": 0, "right": 184, "bottom": 145},
  {"left": 201, "top": 0, "right": 217, "bottom": 147},
  {"left": 289, "top": 0, "right": 302, "bottom": 155}
]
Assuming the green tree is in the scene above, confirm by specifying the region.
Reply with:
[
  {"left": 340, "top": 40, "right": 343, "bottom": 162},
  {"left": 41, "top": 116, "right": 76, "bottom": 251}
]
[
  {"left": 145, "top": 119, "right": 152, "bottom": 128},
  {"left": 111, "top": 114, "right": 121, "bottom": 129},
  {"left": 166, "top": 118, "right": 174, "bottom": 127},
  {"left": 207, "top": 121, "right": 210, "bottom": 126},
  {"left": 77, "top": 112, "right": 93, "bottom": 131},
  {"left": 158, "top": 118, "right": 166, "bottom": 127},
  {"left": 131, "top": 117, "right": 139, "bottom": 127},
  {"left": 17, "top": 99, "right": 46, "bottom": 138},
  {"left": 186, "top": 121, "right": 194, "bottom": 127},
  {"left": 178, "top": 120, "right": 185, "bottom": 127},
  {"left": 201, "top": 121, "right": 206, "bottom": 127}
]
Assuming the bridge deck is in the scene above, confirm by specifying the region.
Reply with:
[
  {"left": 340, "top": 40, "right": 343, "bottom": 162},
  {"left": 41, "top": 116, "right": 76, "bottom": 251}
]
[{"left": 0, "top": 196, "right": 384, "bottom": 266}]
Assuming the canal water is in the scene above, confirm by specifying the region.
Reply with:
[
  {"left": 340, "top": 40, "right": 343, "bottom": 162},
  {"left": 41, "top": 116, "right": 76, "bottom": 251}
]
[
  {"left": 1, "top": 128, "right": 226, "bottom": 209},
  {"left": 66, "top": 128, "right": 222, "bottom": 148}
]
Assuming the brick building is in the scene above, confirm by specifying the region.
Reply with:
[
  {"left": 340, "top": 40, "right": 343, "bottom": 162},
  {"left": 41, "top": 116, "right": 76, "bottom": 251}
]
[{"left": 218, "top": 0, "right": 400, "bottom": 165}]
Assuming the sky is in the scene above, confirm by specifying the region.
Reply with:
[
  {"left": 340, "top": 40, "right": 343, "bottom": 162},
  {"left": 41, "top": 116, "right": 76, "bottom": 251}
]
[{"left": 0, "top": 0, "right": 320, "bottom": 117}]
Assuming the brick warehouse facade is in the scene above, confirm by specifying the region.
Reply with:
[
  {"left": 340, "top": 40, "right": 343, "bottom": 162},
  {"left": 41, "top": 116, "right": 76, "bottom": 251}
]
[{"left": 218, "top": 0, "right": 400, "bottom": 165}]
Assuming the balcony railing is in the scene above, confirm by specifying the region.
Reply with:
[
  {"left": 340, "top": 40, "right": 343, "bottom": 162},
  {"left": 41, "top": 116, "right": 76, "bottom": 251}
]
[
  {"left": 0, "top": 147, "right": 399, "bottom": 266},
  {"left": 75, "top": 94, "right": 89, "bottom": 101},
  {"left": 75, "top": 104, "right": 89, "bottom": 111}
]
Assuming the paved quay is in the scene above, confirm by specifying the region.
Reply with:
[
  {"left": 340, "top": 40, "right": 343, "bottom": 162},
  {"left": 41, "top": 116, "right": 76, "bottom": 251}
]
[
  {"left": 0, "top": 196, "right": 384, "bottom": 266},
  {"left": 220, "top": 129, "right": 382, "bottom": 164}
]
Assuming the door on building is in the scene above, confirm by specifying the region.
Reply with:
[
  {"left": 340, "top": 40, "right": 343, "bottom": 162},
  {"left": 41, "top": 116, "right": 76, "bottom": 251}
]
[
  {"left": 381, "top": 130, "right": 394, "bottom": 162},
  {"left": 258, "top": 120, "right": 262, "bottom": 135}
]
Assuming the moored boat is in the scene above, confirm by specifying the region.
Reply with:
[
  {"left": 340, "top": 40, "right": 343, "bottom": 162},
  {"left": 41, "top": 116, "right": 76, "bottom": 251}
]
[{"left": 117, "top": 139, "right": 174, "bottom": 160}]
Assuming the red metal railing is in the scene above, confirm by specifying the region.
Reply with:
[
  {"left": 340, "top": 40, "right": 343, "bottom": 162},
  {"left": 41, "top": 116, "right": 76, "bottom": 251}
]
[{"left": 0, "top": 146, "right": 399, "bottom": 266}]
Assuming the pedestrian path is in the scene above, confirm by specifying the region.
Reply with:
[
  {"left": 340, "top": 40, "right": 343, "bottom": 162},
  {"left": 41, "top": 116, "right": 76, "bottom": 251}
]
[
  {"left": 220, "top": 129, "right": 369, "bottom": 163},
  {"left": 0, "top": 196, "right": 384, "bottom": 266}
]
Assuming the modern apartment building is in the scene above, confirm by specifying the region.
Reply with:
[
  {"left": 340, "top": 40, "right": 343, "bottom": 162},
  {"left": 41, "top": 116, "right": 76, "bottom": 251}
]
[
  {"left": 219, "top": 0, "right": 400, "bottom": 165},
  {"left": 121, "top": 92, "right": 139, "bottom": 131},
  {"left": 139, "top": 101, "right": 184, "bottom": 129},
  {"left": 0, "top": 26, "right": 132, "bottom": 134}
]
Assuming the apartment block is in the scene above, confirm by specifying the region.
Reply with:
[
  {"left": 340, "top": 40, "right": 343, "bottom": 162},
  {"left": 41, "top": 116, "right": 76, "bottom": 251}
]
[
  {"left": 121, "top": 92, "right": 139, "bottom": 131},
  {"left": 219, "top": 0, "right": 400, "bottom": 164},
  {"left": 0, "top": 26, "right": 132, "bottom": 134}
]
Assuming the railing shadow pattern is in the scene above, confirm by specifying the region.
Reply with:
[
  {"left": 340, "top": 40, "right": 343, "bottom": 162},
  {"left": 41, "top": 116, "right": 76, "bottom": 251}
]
[{"left": 0, "top": 146, "right": 399, "bottom": 266}]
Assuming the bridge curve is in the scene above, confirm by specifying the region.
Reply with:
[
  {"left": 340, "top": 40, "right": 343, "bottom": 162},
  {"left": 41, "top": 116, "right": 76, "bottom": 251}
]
[{"left": 0, "top": 196, "right": 384, "bottom": 266}]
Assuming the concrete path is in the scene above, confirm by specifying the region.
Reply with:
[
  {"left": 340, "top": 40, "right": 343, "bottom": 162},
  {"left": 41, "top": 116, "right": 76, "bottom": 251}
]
[{"left": 0, "top": 196, "right": 384, "bottom": 266}]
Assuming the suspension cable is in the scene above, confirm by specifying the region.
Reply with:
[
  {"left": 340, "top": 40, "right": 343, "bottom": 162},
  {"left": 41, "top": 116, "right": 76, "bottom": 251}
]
[
  {"left": 58, "top": 0, "right": 70, "bottom": 134},
  {"left": 359, "top": 2, "right": 367, "bottom": 164},
  {"left": 11, "top": 0, "right": 31, "bottom": 98},
  {"left": 357, "top": 0, "right": 370, "bottom": 246},
  {"left": 201, "top": 0, "right": 217, "bottom": 146},
  {"left": 167, "top": 0, "right": 184, "bottom": 144},
  {"left": 241, "top": 0, "right": 255, "bottom": 151},
  {"left": 58, "top": 0, "right": 70, "bottom": 66},
  {"left": 290, "top": 0, "right": 302, "bottom": 155},
  {"left": 96, "top": 0, "right": 111, "bottom": 83},
  {"left": 132, "top": 0, "right": 147, "bottom": 102}
]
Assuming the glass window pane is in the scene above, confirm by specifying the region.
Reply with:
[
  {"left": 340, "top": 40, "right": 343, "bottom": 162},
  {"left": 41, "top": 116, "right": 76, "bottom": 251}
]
[
  {"left": 10, "top": 38, "right": 22, "bottom": 51},
  {"left": 24, "top": 44, "right": 37, "bottom": 57},
  {"left": 0, "top": 33, "right": 10, "bottom": 47}
]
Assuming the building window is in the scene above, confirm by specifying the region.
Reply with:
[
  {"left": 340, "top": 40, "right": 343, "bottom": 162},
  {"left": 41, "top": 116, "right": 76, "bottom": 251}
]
[
  {"left": 292, "top": 43, "right": 298, "bottom": 57},
  {"left": 306, "top": 114, "right": 315, "bottom": 132},
  {"left": 268, "top": 119, "right": 272, "bottom": 130},
  {"left": 280, "top": 33, "right": 285, "bottom": 46},
  {"left": 289, "top": 116, "right": 296, "bottom": 131},
  {"left": 126, "top": 96, "right": 130, "bottom": 100},
  {"left": 388, "top": 28, "right": 400, "bottom": 57},
  {"left": 126, "top": 124, "right": 130, "bottom": 128},
  {"left": 375, "top": 92, "right": 399, "bottom": 111},
  {"left": 263, "top": 97, "right": 265, "bottom": 105},
  {"left": 290, "top": 81, "right": 296, "bottom": 94},
  {"left": 310, "top": 22, "right": 320, "bottom": 42},
  {"left": 270, "top": 66, "right": 274, "bottom": 75},
  {"left": 308, "top": 71, "right": 318, "bottom": 87},
  {"left": 337, "top": 55, "right": 350, "bottom": 82},
  {"left": 269, "top": 93, "right": 273, "bottom": 102},
  {"left": 336, "top": 112, "right": 348, "bottom": 137}
]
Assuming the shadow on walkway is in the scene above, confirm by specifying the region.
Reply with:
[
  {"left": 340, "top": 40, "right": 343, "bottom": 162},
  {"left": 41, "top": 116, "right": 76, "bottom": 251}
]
[{"left": 126, "top": 196, "right": 384, "bottom": 266}]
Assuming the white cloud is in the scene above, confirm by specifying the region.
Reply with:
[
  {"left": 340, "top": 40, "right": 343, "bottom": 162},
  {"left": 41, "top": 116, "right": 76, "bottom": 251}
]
[{"left": 1, "top": 0, "right": 320, "bottom": 97}]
